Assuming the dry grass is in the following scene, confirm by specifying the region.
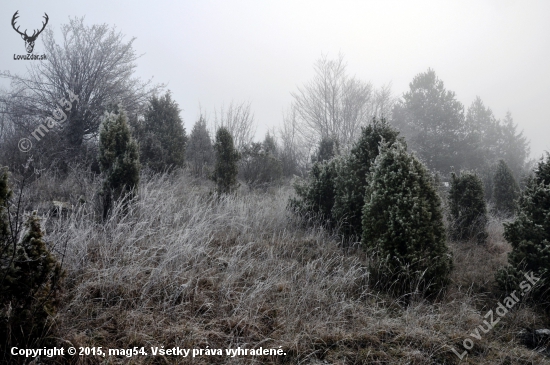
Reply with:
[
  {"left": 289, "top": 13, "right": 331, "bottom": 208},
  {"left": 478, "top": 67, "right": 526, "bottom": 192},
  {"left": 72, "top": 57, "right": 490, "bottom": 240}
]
[
  {"left": 447, "top": 216, "right": 511, "bottom": 300},
  {"left": 21, "top": 169, "right": 550, "bottom": 364}
]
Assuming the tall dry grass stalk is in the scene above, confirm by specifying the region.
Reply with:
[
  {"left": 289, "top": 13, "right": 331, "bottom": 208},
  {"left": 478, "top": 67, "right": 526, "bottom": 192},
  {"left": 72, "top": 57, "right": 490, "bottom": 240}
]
[{"left": 27, "top": 169, "right": 549, "bottom": 364}]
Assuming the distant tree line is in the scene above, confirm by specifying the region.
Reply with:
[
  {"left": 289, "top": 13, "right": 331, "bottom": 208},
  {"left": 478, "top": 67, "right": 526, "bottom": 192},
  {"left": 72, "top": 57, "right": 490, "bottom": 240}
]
[{"left": 392, "top": 69, "right": 529, "bottom": 187}]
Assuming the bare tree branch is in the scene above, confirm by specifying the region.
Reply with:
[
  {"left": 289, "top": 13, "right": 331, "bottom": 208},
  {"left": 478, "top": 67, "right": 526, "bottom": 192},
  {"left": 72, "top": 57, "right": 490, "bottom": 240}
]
[
  {"left": 213, "top": 101, "right": 256, "bottom": 152},
  {"left": 291, "top": 54, "right": 373, "bottom": 152}
]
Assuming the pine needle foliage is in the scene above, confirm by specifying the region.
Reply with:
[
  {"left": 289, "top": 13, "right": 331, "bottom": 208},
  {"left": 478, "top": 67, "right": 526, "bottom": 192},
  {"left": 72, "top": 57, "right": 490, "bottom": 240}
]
[
  {"left": 497, "top": 153, "right": 550, "bottom": 307},
  {"left": 448, "top": 171, "right": 488, "bottom": 243},
  {"left": 333, "top": 118, "right": 403, "bottom": 238},
  {"left": 98, "top": 108, "right": 140, "bottom": 218},
  {"left": 212, "top": 127, "right": 240, "bottom": 194},
  {"left": 492, "top": 159, "right": 519, "bottom": 216},
  {"left": 362, "top": 142, "right": 452, "bottom": 297}
]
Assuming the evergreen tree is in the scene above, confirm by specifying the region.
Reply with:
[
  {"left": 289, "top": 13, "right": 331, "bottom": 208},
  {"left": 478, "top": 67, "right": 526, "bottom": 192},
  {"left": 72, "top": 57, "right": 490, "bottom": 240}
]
[
  {"left": 362, "top": 142, "right": 452, "bottom": 297},
  {"left": 312, "top": 136, "right": 338, "bottom": 164},
  {"left": 448, "top": 171, "right": 488, "bottom": 243},
  {"left": 497, "top": 153, "right": 550, "bottom": 306},
  {"left": 212, "top": 127, "right": 240, "bottom": 194},
  {"left": 392, "top": 69, "right": 467, "bottom": 174},
  {"left": 98, "top": 108, "right": 140, "bottom": 218},
  {"left": 290, "top": 137, "right": 342, "bottom": 227},
  {"left": 1, "top": 170, "right": 63, "bottom": 355},
  {"left": 290, "top": 157, "right": 339, "bottom": 227},
  {"left": 464, "top": 97, "right": 501, "bottom": 172},
  {"left": 499, "top": 112, "right": 530, "bottom": 181},
  {"left": 332, "top": 118, "right": 403, "bottom": 238},
  {"left": 0, "top": 213, "right": 63, "bottom": 353},
  {"left": 493, "top": 159, "right": 519, "bottom": 216},
  {"left": 465, "top": 99, "right": 529, "bottom": 195},
  {"left": 138, "top": 91, "right": 187, "bottom": 172},
  {"left": 186, "top": 115, "right": 214, "bottom": 177}
]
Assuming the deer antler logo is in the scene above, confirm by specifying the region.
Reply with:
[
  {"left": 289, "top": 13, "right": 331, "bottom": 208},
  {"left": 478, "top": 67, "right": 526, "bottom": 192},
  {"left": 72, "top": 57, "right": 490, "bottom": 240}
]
[{"left": 12, "top": 11, "right": 49, "bottom": 54}]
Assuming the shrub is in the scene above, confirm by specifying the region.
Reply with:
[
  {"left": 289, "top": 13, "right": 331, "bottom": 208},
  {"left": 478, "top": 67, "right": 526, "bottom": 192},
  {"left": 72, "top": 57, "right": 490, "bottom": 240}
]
[
  {"left": 312, "top": 136, "right": 338, "bottom": 163},
  {"left": 362, "top": 142, "right": 452, "bottom": 297},
  {"left": 289, "top": 157, "right": 340, "bottom": 227},
  {"left": 137, "top": 92, "right": 187, "bottom": 172},
  {"left": 212, "top": 127, "right": 240, "bottom": 194},
  {"left": 496, "top": 153, "right": 550, "bottom": 307},
  {"left": 98, "top": 108, "right": 140, "bottom": 218},
  {"left": 493, "top": 159, "right": 519, "bottom": 216},
  {"left": 332, "top": 118, "right": 403, "bottom": 238},
  {"left": 448, "top": 171, "right": 488, "bottom": 243},
  {"left": 0, "top": 169, "right": 63, "bottom": 357}
]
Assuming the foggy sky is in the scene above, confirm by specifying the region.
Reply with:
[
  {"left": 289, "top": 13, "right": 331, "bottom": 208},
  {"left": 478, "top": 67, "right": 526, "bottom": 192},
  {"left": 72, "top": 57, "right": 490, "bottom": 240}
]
[{"left": 2, "top": 0, "right": 549, "bottom": 159}]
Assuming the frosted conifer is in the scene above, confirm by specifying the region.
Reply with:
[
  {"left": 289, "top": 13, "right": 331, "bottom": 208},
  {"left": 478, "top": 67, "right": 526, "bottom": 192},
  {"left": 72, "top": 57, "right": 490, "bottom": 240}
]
[
  {"left": 1, "top": 169, "right": 63, "bottom": 353},
  {"left": 212, "top": 127, "right": 240, "bottom": 194},
  {"left": 497, "top": 153, "right": 550, "bottom": 306},
  {"left": 290, "top": 157, "right": 339, "bottom": 227},
  {"left": 362, "top": 142, "right": 452, "bottom": 297},
  {"left": 98, "top": 108, "right": 140, "bottom": 218},
  {"left": 139, "top": 92, "right": 187, "bottom": 172},
  {"left": 448, "top": 171, "right": 488, "bottom": 243},
  {"left": 333, "top": 118, "right": 403, "bottom": 238}
]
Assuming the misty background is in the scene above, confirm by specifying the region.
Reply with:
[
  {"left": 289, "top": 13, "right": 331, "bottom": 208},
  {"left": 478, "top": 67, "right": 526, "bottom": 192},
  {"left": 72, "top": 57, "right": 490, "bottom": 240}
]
[{"left": 1, "top": 0, "right": 549, "bottom": 158}]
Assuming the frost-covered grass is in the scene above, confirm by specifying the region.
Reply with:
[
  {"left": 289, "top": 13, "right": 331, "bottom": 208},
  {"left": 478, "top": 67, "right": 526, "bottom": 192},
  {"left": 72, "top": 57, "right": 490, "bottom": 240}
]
[{"left": 26, "top": 168, "right": 550, "bottom": 364}]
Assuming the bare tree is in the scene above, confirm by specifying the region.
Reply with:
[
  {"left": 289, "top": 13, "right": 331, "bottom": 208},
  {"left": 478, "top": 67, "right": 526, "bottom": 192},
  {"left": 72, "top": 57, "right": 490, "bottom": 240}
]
[
  {"left": 278, "top": 107, "right": 309, "bottom": 176},
  {"left": 213, "top": 101, "right": 256, "bottom": 152},
  {"left": 291, "top": 54, "right": 373, "bottom": 151},
  {"left": 371, "top": 82, "right": 396, "bottom": 121},
  {"left": 0, "top": 17, "right": 160, "bottom": 164}
]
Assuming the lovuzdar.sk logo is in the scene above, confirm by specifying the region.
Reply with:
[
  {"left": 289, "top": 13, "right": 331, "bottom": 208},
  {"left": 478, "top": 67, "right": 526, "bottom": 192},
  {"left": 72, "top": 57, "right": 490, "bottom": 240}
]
[{"left": 11, "top": 10, "right": 48, "bottom": 60}]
